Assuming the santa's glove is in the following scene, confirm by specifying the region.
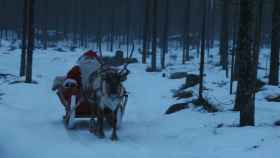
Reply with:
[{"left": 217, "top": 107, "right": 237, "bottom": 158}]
[{"left": 63, "top": 79, "right": 78, "bottom": 88}]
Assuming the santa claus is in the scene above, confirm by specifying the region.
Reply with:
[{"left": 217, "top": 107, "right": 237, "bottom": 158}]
[{"left": 63, "top": 50, "right": 102, "bottom": 90}]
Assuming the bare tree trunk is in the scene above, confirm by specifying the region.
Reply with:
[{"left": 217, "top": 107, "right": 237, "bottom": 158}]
[
  {"left": 110, "top": 4, "right": 115, "bottom": 52},
  {"left": 142, "top": 0, "right": 150, "bottom": 64},
  {"left": 25, "top": 0, "right": 35, "bottom": 83},
  {"left": 42, "top": 0, "right": 48, "bottom": 50},
  {"left": 230, "top": 0, "right": 239, "bottom": 95},
  {"left": 71, "top": 0, "right": 78, "bottom": 48},
  {"left": 230, "top": 21, "right": 238, "bottom": 95},
  {"left": 151, "top": 0, "right": 157, "bottom": 71},
  {"left": 252, "top": 0, "right": 263, "bottom": 84},
  {"left": 161, "top": 0, "right": 169, "bottom": 69},
  {"left": 96, "top": 0, "right": 102, "bottom": 55},
  {"left": 233, "top": 0, "right": 241, "bottom": 81},
  {"left": 20, "top": 0, "right": 28, "bottom": 77},
  {"left": 210, "top": 0, "right": 216, "bottom": 48},
  {"left": 126, "top": 0, "right": 131, "bottom": 57},
  {"left": 182, "top": 0, "right": 191, "bottom": 64},
  {"left": 199, "top": 0, "right": 207, "bottom": 100},
  {"left": 206, "top": 0, "right": 211, "bottom": 56},
  {"left": 269, "top": 0, "right": 280, "bottom": 85},
  {"left": 237, "top": 0, "right": 255, "bottom": 126},
  {"left": 251, "top": 0, "right": 264, "bottom": 112},
  {"left": 80, "top": 0, "right": 87, "bottom": 48},
  {"left": 0, "top": 2, "right": 2, "bottom": 46},
  {"left": 219, "top": 0, "right": 229, "bottom": 77}
]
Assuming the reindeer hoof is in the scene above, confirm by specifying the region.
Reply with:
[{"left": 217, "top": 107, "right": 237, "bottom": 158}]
[
  {"left": 95, "top": 131, "right": 105, "bottom": 139},
  {"left": 89, "top": 128, "right": 96, "bottom": 134},
  {"left": 98, "top": 133, "right": 105, "bottom": 139},
  {"left": 111, "top": 135, "right": 118, "bottom": 141},
  {"left": 89, "top": 119, "right": 97, "bottom": 133}
]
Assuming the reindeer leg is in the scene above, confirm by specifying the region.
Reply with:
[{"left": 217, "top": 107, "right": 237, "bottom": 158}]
[
  {"left": 89, "top": 103, "right": 97, "bottom": 133},
  {"left": 96, "top": 107, "right": 105, "bottom": 138},
  {"left": 111, "top": 109, "right": 119, "bottom": 141}
]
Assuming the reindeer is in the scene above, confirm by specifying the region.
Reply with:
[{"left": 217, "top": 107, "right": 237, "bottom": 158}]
[
  {"left": 86, "top": 45, "right": 133, "bottom": 141},
  {"left": 83, "top": 66, "right": 128, "bottom": 141}
]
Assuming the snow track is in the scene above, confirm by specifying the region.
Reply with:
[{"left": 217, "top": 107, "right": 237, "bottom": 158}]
[{"left": 1, "top": 49, "right": 280, "bottom": 158}]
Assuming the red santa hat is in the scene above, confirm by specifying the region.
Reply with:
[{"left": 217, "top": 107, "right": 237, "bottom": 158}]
[
  {"left": 77, "top": 50, "right": 98, "bottom": 63},
  {"left": 83, "top": 50, "right": 98, "bottom": 58}
]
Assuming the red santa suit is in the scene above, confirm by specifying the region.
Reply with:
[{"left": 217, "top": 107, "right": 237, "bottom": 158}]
[
  {"left": 63, "top": 50, "right": 101, "bottom": 89},
  {"left": 62, "top": 50, "right": 101, "bottom": 116}
]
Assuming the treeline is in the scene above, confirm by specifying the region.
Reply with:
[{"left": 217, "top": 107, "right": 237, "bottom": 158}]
[
  {"left": 0, "top": 0, "right": 274, "bottom": 50},
  {"left": 1, "top": 0, "right": 279, "bottom": 127}
]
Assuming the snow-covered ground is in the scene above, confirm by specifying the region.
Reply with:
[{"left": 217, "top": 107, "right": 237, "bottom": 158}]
[{"left": 0, "top": 41, "right": 280, "bottom": 158}]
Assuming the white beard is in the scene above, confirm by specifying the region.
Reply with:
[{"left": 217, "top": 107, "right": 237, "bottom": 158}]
[{"left": 79, "top": 59, "right": 101, "bottom": 90}]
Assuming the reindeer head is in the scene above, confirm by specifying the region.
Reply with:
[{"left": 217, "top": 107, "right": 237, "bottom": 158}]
[{"left": 102, "top": 68, "right": 127, "bottom": 96}]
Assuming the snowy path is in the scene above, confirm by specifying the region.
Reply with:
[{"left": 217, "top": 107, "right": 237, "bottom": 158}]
[
  {"left": 1, "top": 50, "right": 280, "bottom": 158},
  {"left": 0, "top": 51, "right": 186, "bottom": 158}
]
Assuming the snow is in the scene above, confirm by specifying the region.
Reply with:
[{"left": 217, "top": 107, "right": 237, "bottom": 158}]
[{"left": 1, "top": 42, "right": 280, "bottom": 158}]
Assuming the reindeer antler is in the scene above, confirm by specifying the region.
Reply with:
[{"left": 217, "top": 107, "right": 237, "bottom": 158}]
[{"left": 120, "top": 40, "right": 135, "bottom": 75}]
